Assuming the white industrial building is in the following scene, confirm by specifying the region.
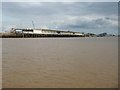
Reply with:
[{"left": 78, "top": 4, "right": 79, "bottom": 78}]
[{"left": 10, "top": 28, "right": 84, "bottom": 37}]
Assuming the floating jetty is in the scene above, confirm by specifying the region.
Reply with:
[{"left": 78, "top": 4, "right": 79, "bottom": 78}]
[{"left": 1, "top": 28, "right": 85, "bottom": 38}]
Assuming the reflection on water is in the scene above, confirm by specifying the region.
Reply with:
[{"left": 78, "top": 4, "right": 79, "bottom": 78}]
[{"left": 2, "top": 37, "right": 118, "bottom": 88}]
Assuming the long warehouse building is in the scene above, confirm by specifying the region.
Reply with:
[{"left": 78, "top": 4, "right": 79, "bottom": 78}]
[{"left": 2, "top": 28, "right": 85, "bottom": 38}]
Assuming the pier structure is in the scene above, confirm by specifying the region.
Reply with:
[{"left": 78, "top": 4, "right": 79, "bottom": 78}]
[{"left": 2, "top": 28, "right": 85, "bottom": 38}]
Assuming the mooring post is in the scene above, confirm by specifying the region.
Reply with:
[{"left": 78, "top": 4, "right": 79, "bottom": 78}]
[{"left": 22, "top": 30, "right": 24, "bottom": 38}]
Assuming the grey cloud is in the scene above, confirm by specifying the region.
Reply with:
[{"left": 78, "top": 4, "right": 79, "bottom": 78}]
[
  {"left": 3, "top": 2, "right": 117, "bottom": 17},
  {"left": 2, "top": 2, "right": 118, "bottom": 34},
  {"left": 53, "top": 16, "right": 118, "bottom": 34},
  {"left": 86, "top": 2, "right": 118, "bottom": 15}
]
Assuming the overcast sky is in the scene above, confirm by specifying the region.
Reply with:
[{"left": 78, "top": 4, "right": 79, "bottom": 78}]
[{"left": 2, "top": 2, "right": 118, "bottom": 34}]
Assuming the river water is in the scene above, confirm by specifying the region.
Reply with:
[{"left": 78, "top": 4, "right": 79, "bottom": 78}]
[{"left": 2, "top": 37, "right": 118, "bottom": 88}]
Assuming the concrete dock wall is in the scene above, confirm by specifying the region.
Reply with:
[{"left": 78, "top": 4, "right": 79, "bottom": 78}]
[{"left": 1, "top": 33, "right": 85, "bottom": 38}]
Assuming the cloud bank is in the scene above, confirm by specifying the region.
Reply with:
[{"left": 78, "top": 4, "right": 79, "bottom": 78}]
[{"left": 2, "top": 2, "right": 118, "bottom": 34}]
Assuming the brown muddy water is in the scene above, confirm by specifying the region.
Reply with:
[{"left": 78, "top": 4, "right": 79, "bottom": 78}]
[{"left": 2, "top": 37, "right": 118, "bottom": 88}]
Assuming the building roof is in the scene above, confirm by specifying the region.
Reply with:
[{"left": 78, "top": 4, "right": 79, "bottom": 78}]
[{"left": 36, "top": 29, "right": 81, "bottom": 33}]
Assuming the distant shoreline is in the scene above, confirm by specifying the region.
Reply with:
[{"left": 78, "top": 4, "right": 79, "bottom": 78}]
[{"left": 0, "top": 32, "right": 118, "bottom": 38}]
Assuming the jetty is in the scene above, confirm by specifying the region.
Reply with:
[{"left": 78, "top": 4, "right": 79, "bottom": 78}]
[{"left": 1, "top": 28, "right": 85, "bottom": 38}]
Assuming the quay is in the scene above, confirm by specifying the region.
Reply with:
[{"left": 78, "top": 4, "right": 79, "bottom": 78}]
[{"left": 1, "top": 28, "right": 85, "bottom": 38}]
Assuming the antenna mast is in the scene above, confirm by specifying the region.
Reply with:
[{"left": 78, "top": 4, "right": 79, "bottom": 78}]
[{"left": 32, "top": 21, "right": 35, "bottom": 29}]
